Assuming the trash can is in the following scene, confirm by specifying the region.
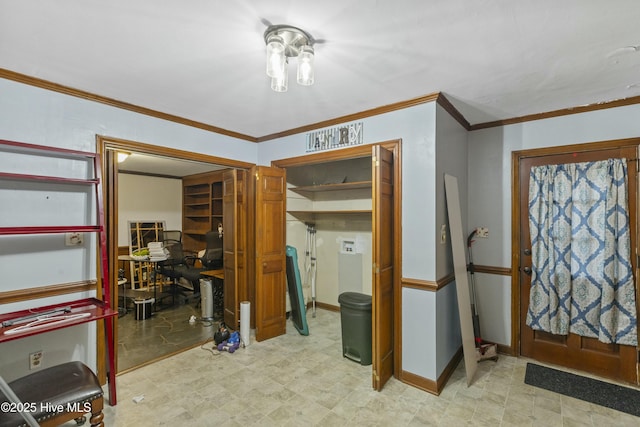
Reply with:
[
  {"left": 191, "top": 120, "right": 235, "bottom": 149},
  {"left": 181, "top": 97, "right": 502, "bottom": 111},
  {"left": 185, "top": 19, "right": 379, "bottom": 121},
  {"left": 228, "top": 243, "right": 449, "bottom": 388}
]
[
  {"left": 134, "top": 298, "right": 154, "bottom": 320},
  {"left": 338, "top": 292, "right": 372, "bottom": 366}
]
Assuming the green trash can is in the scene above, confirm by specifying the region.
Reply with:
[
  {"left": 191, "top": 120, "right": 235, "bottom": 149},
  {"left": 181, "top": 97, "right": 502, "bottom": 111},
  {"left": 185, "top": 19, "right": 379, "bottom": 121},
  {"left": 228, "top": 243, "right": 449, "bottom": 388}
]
[{"left": 338, "top": 292, "right": 372, "bottom": 366}]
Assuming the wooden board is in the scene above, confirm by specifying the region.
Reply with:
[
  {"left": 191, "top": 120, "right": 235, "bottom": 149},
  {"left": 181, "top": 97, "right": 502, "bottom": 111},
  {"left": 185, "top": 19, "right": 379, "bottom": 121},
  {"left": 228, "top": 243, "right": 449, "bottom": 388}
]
[{"left": 444, "top": 174, "right": 478, "bottom": 386}]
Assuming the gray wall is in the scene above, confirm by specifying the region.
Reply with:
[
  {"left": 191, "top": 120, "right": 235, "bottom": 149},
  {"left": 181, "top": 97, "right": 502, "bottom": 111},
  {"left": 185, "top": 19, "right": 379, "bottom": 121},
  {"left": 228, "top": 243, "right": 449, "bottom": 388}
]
[
  {"left": 0, "top": 78, "right": 257, "bottom": 381},
  {"left": 467, "top": 103, "right": 640, "bottom": 347}
]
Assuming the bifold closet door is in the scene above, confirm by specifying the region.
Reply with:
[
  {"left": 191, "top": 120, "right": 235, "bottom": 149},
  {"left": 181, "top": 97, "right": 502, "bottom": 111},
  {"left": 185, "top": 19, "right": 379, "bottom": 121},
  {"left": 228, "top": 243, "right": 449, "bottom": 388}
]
[
  {"left": 372, "top": 145, "right": 394, "bottom": 391},
  {"left": 252, "top": 166, "right": 287, "bottom": 341},
  {"left": 223, "top": 170, "right": 237, "bottom": 328}
]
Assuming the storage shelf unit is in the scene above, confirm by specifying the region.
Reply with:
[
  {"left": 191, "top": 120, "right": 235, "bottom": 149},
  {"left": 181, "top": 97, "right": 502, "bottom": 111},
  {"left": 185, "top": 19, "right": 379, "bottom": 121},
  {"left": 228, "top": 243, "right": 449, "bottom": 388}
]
[
  {"left": 0, "top": 139, "right": 117, "bottom": 405},
  {"left": 183, "top": 170, "right": 224, "bottom": 253}
]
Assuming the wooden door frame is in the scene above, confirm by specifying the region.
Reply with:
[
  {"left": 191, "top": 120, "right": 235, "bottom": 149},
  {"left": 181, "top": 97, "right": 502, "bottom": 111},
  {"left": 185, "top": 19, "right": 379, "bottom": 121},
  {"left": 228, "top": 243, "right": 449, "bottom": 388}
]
[
  {"left": 96, "top": 135, "right": 253, "bottom": 373},
  {"left": 272, "top": 139, "right": 403, "bottom": 380},
  {"left": 510, "top": 137, "right": 640, "bottom": 360}
]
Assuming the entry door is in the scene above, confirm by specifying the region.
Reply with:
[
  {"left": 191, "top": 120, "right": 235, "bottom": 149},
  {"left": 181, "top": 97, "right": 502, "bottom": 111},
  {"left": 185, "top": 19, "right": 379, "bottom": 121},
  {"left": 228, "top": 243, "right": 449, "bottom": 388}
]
[
  {"left": 519, "top": 145, "right": 638, "bottom": 384},
  {"left": 253, "top": 166, "right": 287, "bottom": 341},
  {"left": 372, "top": 145, "right": 394, "bottom": 390},
  {"left": 222, "top": 169, "right": 248, "bottom": 329}
]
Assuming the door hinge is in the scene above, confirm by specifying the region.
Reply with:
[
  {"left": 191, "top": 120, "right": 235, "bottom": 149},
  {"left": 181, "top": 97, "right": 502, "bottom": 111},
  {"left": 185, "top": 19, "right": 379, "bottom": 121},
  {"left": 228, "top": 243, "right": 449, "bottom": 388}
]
[
  {"left": 372, "top": 156, "right": 379, "bottom": 167},
  {"left": 255, "top": 172, "right": 260, "bottom": 181},
  {"left": 372, "top": 370, "right": 380, "bottom": 382},
  {"left": 372, "top": 262, "right": 380, "bottom": 274}
]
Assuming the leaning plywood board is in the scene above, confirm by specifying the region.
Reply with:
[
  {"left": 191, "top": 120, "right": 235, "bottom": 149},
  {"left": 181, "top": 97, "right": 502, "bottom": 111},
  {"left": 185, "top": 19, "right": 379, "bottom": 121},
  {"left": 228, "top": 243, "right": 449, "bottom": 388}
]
[{"left": 444, "top": 174, "right": 478, "bottom": 386}]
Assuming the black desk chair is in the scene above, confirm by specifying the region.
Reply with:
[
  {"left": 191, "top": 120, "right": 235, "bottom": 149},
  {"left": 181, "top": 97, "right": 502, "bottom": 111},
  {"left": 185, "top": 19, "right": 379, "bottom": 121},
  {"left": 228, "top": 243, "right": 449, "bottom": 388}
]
[
  {"left": 201, "top": 231, "right": 223, "bottom": 270},
  {"left": 160, "top": 231, "right": 203, "bottom": 304}
]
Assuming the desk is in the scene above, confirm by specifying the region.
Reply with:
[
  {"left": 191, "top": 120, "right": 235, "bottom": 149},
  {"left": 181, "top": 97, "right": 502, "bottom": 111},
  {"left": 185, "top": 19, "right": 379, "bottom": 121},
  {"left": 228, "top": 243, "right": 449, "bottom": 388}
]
[
  {"left": 118, "top": 255, "right": 169, "bottom": 312},
  {"left": 201, "top": 269, "right": 224, "bottom": 280}
]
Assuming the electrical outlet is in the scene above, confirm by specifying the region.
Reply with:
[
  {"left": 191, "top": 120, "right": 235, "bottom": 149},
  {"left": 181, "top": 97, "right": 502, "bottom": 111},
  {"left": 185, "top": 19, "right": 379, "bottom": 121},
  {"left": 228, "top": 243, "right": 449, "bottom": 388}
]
[
  {"left": 476, "top": 227, "right": 489, "bottom": 238},
  {"left": 440, "top": 224, "right": 447, "bottom": 244},
  {"left": 29, "top": 351, "right": 43, "bottom": 370},
  {"left": 65, "top": 232, "right": 83, "bottom": 246}
]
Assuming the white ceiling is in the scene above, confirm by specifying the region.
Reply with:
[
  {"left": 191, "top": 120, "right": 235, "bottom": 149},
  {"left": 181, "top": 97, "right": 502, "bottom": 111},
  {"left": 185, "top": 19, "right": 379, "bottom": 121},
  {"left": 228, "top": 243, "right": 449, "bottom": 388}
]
[
  {"left": 117, "top": 153, "right": 225, "bottom": 178},
  {"left": 1, "top": 1, "right": 640, "bottom": 140}
]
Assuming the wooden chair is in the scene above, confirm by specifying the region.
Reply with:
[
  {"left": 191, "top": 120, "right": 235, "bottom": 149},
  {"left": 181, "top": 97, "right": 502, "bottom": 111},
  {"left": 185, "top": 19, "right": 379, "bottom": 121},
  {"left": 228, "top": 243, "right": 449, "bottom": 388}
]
[{"left": 0, "top": 361, "right": 104, "bottom": 427}]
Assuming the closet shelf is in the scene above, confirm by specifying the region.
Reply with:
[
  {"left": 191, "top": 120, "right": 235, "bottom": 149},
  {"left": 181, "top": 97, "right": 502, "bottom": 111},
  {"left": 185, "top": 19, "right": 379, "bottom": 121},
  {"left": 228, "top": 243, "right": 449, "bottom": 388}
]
[
  {"left": 289, "top": 180, "right": 372, "bottom": 194},
  {"left": 287, "top": 209, "right": 372, "bottom": 216}
]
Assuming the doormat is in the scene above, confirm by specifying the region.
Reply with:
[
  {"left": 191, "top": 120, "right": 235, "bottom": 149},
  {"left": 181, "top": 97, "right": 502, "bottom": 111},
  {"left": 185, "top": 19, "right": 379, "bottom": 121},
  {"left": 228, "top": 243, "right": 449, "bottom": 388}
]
[{"left": 524, "top": 363, "right": 640, "bottom": 417}]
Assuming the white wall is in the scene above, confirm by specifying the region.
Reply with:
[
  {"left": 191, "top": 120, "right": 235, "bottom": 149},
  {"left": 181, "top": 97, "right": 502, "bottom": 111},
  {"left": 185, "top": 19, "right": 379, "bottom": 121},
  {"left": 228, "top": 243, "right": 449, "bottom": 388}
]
[
  {"left": 8, "top": 71, "right": 634, "bottom": 387},
  {"left": 117, "top": 174, "right": 183, "bottom": 247},
  {"left": 0, "top": 78, "right": 257, "bottom": 380},
  {"left": 467, "top": 103, "right": 640, "bottom": 347},
  {"left": 259, "top": 103, "right": 439, "bottom": 280},
  {"left": 259, "top": 103, "right": 454, "bottom": 381},
  {"left": 435, "top": 104, "right": 468, "bottom": 375}
]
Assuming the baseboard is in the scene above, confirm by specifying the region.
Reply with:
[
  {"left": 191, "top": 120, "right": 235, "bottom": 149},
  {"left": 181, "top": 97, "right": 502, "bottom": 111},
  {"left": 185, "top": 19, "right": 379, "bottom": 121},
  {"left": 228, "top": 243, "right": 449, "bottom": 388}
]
[
  {"left": 313, "top": 301, "right": 339, "bottom": 312},
  {"left": 399, "top": 346, "right": 463, "bottom": 395}
]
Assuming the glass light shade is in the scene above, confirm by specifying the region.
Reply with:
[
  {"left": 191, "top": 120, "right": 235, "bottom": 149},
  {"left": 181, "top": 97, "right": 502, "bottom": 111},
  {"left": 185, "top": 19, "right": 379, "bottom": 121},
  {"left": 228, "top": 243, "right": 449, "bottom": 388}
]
[
  {"left": 271, "top": 61, "right": 288, "bottom": 92},
  {"left": 266, "top": 35, "right": 286, "bottom": 78},
  {"left": 297, "top": 45, "right": 314, "bottom": 86}
]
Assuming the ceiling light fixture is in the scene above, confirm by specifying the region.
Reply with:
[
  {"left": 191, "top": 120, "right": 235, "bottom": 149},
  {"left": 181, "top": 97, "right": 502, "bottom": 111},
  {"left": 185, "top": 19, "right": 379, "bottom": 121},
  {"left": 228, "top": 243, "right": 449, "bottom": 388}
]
[{"left": 264, "top": 24, "right": 315, "bottom": 92}]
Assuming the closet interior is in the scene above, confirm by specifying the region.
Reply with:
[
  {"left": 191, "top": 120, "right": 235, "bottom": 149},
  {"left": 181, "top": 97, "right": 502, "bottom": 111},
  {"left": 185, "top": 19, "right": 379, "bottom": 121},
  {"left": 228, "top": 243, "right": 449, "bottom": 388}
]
[{"left": 284, "top": 154, "right": 374, "bottom": 310}]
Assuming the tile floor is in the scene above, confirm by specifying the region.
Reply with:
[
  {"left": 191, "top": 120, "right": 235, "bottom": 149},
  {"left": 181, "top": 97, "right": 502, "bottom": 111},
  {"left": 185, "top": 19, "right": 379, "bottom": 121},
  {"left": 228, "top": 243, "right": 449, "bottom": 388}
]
[
  {"left": 101, "top": 309, "right": 640, "bottom": 426},
  {"left": 118, "top": 301, "right": 214, "bottom": 372}
]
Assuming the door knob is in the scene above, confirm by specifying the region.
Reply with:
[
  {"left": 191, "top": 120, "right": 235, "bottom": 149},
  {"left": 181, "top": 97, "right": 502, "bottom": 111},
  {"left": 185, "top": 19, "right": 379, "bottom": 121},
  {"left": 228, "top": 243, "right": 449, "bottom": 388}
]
[
  {"left": 524, "top": 248, "right": 531, "bottom": 256},
  {"left": 523, "top": 266, "right": 532, "bottom": 275}
]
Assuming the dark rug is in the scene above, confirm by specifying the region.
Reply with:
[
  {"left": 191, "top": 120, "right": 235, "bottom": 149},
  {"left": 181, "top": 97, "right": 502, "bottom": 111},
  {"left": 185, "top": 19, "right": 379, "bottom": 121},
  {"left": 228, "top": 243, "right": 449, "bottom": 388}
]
[{"left": 524, "top": 363, "right": 640, "bottom": 417}]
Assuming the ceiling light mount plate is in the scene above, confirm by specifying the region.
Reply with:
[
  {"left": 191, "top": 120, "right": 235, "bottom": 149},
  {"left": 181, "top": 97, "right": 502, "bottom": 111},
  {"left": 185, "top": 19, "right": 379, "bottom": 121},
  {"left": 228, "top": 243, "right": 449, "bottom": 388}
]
[{"left": 264, "top": 24, "right": 314, "bottom": 57}]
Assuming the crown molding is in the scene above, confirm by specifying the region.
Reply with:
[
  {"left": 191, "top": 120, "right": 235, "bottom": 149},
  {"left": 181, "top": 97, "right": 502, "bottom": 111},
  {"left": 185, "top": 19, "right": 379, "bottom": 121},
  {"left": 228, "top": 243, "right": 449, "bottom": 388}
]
[
  {"left": 4, "top": 67, "right": 640, "bottom": 142},
  {"left": 469, "top": 95, "right": 640, "bottom": 131},
  {"left": 257, "top": 93, "right": 442, "bottom": 142},
  {"left": 0, "top": 68, "right": 258, "bottom": 143}
]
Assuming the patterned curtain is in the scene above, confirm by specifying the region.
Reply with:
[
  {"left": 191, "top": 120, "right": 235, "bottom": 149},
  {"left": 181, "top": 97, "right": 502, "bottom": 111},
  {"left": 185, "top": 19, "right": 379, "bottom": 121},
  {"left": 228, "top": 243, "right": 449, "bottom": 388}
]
[{"left": 526, "top": 158, "right": 637, "bottom": 346}]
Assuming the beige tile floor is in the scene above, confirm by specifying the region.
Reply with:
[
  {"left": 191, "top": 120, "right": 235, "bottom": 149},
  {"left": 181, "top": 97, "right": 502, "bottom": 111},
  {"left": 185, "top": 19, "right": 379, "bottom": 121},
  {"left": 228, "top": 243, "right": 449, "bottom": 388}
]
[
  {"left": 100, "top": 309, "right": 640, "bottom": 426},
  {"left": 118, "top": 301, "right": 214, "bottom": 372}
]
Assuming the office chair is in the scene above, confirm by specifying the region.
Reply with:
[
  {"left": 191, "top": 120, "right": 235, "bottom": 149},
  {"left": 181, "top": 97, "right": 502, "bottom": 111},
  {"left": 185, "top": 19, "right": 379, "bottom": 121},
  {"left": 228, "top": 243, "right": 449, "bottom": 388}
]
[
  {"left": 161, "top": 229, "right": 182, "bottom": 244},
  {"left": 160, "top": 231, "right": 204, "bottom": 304},
  {"left": 201, "top": 230, "right": 223, "bottom": 269}
]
